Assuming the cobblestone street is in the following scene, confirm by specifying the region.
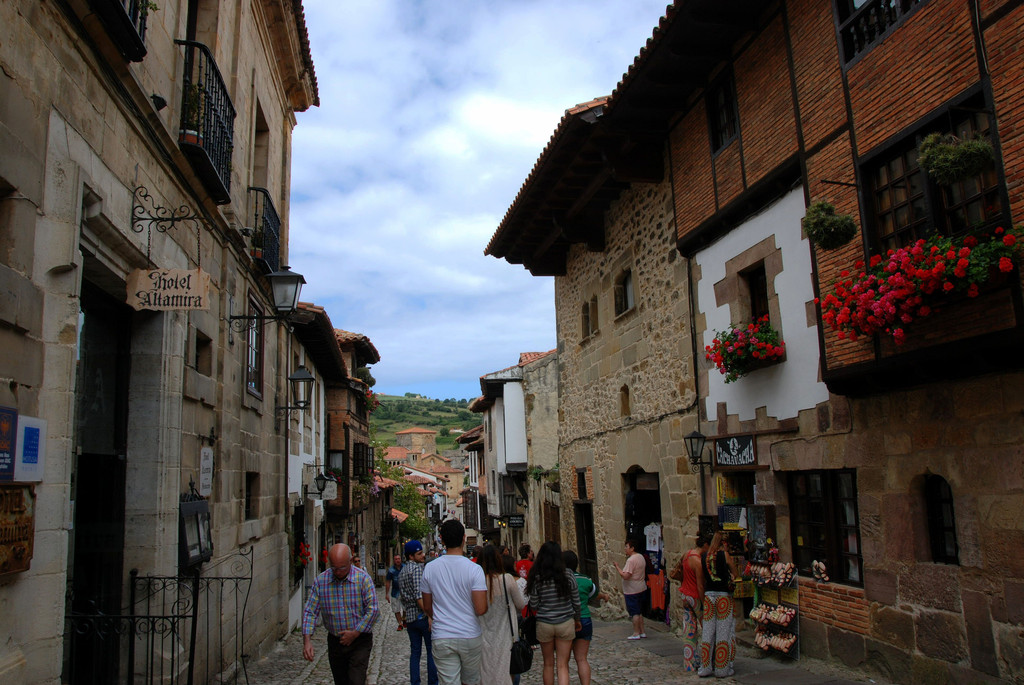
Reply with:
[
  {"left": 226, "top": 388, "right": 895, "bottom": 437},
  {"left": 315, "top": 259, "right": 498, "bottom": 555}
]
[{"left": 246, "top": 606, "right": 893, "bottom": 685}]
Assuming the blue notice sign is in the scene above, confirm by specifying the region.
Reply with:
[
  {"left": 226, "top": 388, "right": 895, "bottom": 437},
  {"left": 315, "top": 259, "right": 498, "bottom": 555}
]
[
  {"left": 0, "top": 407, "right": 17, "bottom": 482},
  {"left": 22, "top": 426, "right": 39, "bottom": 464}
]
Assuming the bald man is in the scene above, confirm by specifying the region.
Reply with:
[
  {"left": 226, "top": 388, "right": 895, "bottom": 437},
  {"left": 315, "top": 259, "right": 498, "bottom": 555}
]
[{"left": 302, "top": 543, "right": 379, "bottom": 684}]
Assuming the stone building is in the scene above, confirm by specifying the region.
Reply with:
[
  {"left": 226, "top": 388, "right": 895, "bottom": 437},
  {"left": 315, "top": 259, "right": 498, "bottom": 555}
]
[
  {"left": 0, "top": 0, "right": 319, "bottom": 682},
  {"left": 487, "top": 1, "right": 1024, "bottom": 682}
]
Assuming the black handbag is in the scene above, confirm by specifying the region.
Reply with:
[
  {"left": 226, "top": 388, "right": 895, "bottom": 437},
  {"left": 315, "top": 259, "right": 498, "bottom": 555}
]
[{"left": 504, "top": 576, "right": 533, "bottom": 675}]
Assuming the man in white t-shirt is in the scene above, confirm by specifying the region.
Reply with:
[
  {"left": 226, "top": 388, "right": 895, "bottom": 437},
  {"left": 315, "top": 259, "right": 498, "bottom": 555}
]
[
  {"left": 613, "top": 538, "right": 648, "bottom": 640},
  {"left": 420, "top": 519, "right": 488, "bottom": 685}
]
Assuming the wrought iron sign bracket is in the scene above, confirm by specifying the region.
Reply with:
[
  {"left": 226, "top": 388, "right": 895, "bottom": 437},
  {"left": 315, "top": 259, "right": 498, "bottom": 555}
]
[{"left": 132, "top": 185, "right": 201, "bottom": 235}]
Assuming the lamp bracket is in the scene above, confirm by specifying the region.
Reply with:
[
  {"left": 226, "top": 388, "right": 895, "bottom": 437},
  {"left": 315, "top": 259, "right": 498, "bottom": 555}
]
[{"left": 228, "top": 313, "right": 282, "bottom": 332}]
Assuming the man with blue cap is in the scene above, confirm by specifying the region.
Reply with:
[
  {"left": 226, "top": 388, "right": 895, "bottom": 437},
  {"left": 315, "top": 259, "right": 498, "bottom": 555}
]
[{"left": 397, "top": 539, "right": 438, "bottom": 685}]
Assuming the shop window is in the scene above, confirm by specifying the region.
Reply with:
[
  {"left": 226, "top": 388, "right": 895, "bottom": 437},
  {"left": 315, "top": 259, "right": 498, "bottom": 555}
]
[
  {"left": 864, "top": 101, "right": 1004, "bottom": 254},
  {"left": 614, "top": 269, "right": 635, "bottom": 316},
  {"left": 925, "top": 475, "right": 959, "bottom": 564},
  {"left": 245, "top": 296, "right": 264, "bottom": 398},
  {"left": 707, "top": 73, "right": 738, "bottom": 154},
  {"left": 788, "top": 470, "right": 863, "bottom": 585},
  {"left": 835, "top": 0, "right": 930, "bottom": 65},
  {"left": 245, "top": 472, "right": 259, "bottom": 520}
]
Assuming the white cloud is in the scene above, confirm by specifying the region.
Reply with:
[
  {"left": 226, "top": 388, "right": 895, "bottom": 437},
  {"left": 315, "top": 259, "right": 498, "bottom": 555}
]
[{"left": 291, "top": 0, "right": 668, "bottom": 400}]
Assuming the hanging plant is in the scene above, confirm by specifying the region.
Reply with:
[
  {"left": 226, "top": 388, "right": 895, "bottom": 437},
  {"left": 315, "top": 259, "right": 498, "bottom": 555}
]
[
  {"left": 917, "top": 133, "right": 994, "bottom": 186},
  {"left": 802, "top": 201, "right": 858, "bottom": 250}
]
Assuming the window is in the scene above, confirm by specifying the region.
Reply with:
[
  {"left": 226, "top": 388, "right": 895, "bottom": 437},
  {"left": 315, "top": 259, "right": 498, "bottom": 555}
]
[
  {"left": 245, "top": 296, "right": 264, "bottom": 397},
  {"left": 789, "top": 470, "right": 863, "bottom": 585},
  {"left": 614, "top": 269, "right": 635, "bottom": 316},
  {"left": 707, "top": 74, "right": 738, "bottom": 153},
  {"left": 576, "top": 468, "right": 588, "bottom": 500},
  {"left": 619, "top": 385, "right": 631, "bottom": 417},
  {"left": 353, "top": 443, "right": 371, "bottom": 478},
  {"left": 194, "top": 329, "right": 212, "bottom": 376},
  {"left": 865, "top": 102, "right": 1003, "bottom": 253},
  {"left": 582, "top": 296, "right": 599, "bottom": 338},
  {"left": 925, "top": 475, "right": 958, "bottom": 564},
  {"left": 742, "top": 263, "right": 770, "bottom": 323},
  {"left": 245, "top": 472, "right": 259, "bottom": 520},
  {"left": 836, "top": 0, "right": 929, "bottom": 65}
]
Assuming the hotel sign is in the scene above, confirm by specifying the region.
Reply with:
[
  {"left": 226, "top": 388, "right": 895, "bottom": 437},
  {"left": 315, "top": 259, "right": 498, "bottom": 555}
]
[{"left": 127, "top": 269, "right": 210, "bottom": 311}]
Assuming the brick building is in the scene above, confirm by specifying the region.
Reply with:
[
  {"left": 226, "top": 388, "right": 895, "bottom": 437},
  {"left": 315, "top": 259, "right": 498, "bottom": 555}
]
[{"left": 487, "top": 1, "right": 1024, "bottom": 681}]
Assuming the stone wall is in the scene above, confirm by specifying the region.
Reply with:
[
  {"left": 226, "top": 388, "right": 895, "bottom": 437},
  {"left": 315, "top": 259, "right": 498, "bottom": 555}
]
[{"left": 554, "top": 169, "right": 701, "bottom": 617}]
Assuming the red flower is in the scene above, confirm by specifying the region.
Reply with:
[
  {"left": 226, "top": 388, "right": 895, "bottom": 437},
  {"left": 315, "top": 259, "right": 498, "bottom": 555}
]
[
  {"left": 999, "top": 256, "right": 1014, "bottom": 273},
  {"left": 1004, "top": 234, "right": 1017, "bottom": 247}
]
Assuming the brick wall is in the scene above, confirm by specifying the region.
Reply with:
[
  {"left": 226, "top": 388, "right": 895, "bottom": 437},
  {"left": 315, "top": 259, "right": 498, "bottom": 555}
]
[
  {"left": 799, "top": 577, "right": 871, "bottom": 635},
  {"left": 787, "top": 0, "right": 847, "bottom": 149},
  {"left": 735, "top": 16, "right": 799, "bottom": 183},
  {"left": 847, "top": 1, "right": 979, "bottom": 154}
]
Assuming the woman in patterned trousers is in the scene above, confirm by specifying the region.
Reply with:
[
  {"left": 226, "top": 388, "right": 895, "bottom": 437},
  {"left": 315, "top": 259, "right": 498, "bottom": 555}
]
[{"left": 697, "top": 531, "right": 739, "bottom": 678}]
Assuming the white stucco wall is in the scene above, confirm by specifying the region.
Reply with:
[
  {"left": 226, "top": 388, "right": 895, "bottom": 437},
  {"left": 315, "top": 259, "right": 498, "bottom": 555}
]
[
  {"left": 500, "top": 382, "right": 528, "bottom": 471},
  {"left": 696, "top": 188, "right": 829, "bottom": 421}
]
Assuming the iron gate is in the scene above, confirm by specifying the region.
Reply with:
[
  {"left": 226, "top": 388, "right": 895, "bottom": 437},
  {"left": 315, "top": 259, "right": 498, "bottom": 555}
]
[{"left": 65, "top": 547, "right": 253, "bottom": 684}]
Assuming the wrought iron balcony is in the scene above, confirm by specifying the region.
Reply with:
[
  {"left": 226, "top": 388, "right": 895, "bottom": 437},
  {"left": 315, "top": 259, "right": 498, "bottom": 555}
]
[
  {"left": 176, "top": 40, "right": 236, "bottom": 204},
  {"left": 247, "top": 187, "right": 280, "bottom": 272},
  {"left": 838, "top": 0, "right": 927, "bottom": 65},
  {"left": 89, "top": 0, "right": 151, "bottom": 61}
]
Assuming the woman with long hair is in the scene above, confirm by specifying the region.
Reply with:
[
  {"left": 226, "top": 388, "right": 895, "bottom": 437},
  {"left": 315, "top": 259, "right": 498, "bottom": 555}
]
[
  {"left": 562, "top": 549, "right": 608, "bottom": 685},
  {"left": 698, "top": 530, "right": 740, "bottom": 678},
  {"left": 526, "top": 541, "right": 581, "bottom": 685},
  {"left": 476, "top": 544, "right": 526, "bottom": 684},
  {"left": 673, "top": 532, "right": 710, "bottom": 672}
]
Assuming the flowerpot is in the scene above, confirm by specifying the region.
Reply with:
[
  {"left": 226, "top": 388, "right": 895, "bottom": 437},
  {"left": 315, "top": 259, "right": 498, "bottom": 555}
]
[
  {"left": 179, "top": 129, "right": 202, "bottom": 145},
  {"left": 250, "top": 247, "right": 263, "bottom": 259}
]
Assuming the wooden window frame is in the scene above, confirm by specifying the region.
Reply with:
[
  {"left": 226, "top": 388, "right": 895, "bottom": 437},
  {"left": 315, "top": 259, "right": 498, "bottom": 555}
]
[
  {"left": 706, "top": 72, "right": 739, "bottom": 154},
  {"left": 788, "top": 469, "right": 863, "bottom": 586},
  {"left": 614, "top": 269, "right": 635, "bottom": 317}
]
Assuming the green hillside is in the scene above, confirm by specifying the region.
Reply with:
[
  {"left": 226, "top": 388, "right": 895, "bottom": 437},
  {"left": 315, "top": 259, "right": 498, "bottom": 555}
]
[{"left": 371, "top": 394, "right": 480, "bottom": 450}]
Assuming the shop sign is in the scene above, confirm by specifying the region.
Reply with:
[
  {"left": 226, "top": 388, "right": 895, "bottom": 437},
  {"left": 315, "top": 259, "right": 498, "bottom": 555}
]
[
  {"left": 0, "top": 484, "right": 35, "bottom": 576},
  {"left": 0, "top": 410, "right": 47, "bottom": 483},
  {"left": 0, "top": 407, "right": 16, "bottom": 481},
  {"left": 508, "top": 514, "right": 525, "bottom": 528},
  {"left": 127, "top": 268, "right": 210, "bottom": 311},
  {"left": 198, "top": 447, "right": 214, "bottom": 497},
  {"left": 714, "top": 435, "right": 756, "bottom": 469}
]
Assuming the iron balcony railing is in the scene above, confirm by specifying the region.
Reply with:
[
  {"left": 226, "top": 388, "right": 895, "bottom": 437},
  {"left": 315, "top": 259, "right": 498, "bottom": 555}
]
[
  {"left": 247, "top": 187, "right": 281, "bottom": 272},
  {"left": 175, "top": 39, "right": 236, "bottom": 204},
  {"left": 89, "top": 0, "right": 151, "bottom": 61},
  {"left": 838, "top": 0, "right": 927, "bottom": 65}
]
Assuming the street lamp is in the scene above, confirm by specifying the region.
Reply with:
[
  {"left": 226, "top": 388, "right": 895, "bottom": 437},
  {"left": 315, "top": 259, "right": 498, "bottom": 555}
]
[
  {"left": 228, "top": 265, "right": 307, "bottom": 331},
  {"left": 313, "top": 472, "right": 328, "bottom": 496},
  {"left": 684, "top": 430, "right": 714, "bottom": 473},
  {"left": 275, "top": 366, "right": 315, "bottom": 430}
]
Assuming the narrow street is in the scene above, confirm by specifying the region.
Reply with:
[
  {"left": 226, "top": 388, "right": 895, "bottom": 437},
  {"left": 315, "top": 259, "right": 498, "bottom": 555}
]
[{"left": 246, "top": 607, "right": 893, "bottom": 685}]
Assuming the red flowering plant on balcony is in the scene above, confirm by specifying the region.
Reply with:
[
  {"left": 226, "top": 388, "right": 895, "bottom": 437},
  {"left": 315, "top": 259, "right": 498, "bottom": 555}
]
[
  {"left": 816, "top": 226, "right": 1022, "bottom": 345},
  {"left": 705, "top": 315, "right": 786, "bottom": 383}
]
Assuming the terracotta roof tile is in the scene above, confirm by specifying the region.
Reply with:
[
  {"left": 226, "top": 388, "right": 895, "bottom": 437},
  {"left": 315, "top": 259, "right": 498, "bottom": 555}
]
[{"left": 519, "top": 349, "right": 556, "bottom": 366}]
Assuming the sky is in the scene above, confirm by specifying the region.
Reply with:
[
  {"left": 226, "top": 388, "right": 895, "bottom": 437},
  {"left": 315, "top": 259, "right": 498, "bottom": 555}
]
[{"left": 289, "top": 0, "right": 670, "bottom": 402}]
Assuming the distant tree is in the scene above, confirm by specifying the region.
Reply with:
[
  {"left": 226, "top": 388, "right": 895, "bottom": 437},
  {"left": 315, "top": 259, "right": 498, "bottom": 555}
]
[
  {"left": 439, "top": 427, "right": 450, "bottom": 437},
  {"left": 404, "top": 392, "right": 416, "bottom": 398}
]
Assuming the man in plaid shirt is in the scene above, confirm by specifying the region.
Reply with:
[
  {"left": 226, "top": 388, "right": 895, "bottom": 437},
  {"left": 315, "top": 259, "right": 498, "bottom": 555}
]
[
  {"left": 398, "top": 539, "right": 438, "bottom": 685},
  {"left": 302, "top": 543, "right": 379, "bottom": 684}
]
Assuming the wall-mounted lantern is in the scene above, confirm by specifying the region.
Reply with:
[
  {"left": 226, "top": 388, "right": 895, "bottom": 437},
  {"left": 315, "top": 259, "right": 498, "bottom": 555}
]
[
  {"left": 684, "top": 430, "right": 714, "bottom": 473},
  {"left": 228, "top": 265, "right": 306, "bottom": 331}
]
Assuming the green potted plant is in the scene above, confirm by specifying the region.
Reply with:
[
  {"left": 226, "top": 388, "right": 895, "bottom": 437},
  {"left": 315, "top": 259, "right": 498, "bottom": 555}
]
[
  {"left": 802, "top": 200, "right": 858, "bottom": 250},
  {"left": 917, "top": 132, "right": 994, "bottom": 185},
  {"left": 179, "top": 81, "right": 204, "bottom": 144}
]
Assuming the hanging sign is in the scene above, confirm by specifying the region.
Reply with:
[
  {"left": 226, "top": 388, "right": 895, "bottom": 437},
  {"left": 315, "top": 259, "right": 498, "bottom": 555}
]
[{"left": 127, "top": 269, "right": 210, "bottom": 311}]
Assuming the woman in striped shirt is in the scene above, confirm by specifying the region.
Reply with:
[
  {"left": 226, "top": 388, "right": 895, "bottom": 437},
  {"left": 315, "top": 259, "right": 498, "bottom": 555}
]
[{"left": 526, "top": 541, "right": 581, "bottom": 685}]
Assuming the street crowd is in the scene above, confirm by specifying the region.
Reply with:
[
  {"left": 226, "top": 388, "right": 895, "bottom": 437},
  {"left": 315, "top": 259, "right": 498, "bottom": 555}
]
[{"left": 299, "top": 517, "right": 749, "bottom": 685}]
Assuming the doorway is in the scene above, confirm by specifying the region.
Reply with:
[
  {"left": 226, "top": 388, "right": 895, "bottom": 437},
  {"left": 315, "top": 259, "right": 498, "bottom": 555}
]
[{"left": 65, "top": 281, "right": 132, "bottom": 682}]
